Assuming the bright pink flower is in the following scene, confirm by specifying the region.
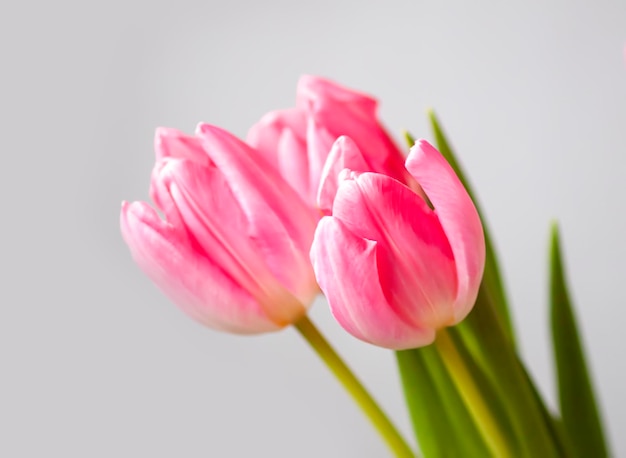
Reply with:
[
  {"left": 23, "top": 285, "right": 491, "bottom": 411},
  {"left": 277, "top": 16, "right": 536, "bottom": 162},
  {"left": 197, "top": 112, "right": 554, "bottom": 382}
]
[
  {"left": 310, "top": 138, "right": 485, "bottom": 349},
  {"left": 121, "top": 124, "right": 319, "bottom": 333},
  {"left": 247, "top": 75, "right": 410, "bottom": 209}
]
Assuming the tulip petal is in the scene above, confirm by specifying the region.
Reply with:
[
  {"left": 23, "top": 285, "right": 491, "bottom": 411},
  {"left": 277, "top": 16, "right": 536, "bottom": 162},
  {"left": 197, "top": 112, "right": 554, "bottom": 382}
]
[
  {"left": 154, "top": 159, "right": 264, "bottom": 291},
  {"left": 428, "top": 113, "right": 515, "bottom": 344},
  {"left": 304, "top": 118, "right": 336, "bottom": 202},
  {"left": 311, "top": 217, "right": 435, "bottom": 349},
  {"left": 405, "top": 140, "right": 485, "bottom": 321},
  {"left": 275, "top": 127, "right": 310, "bottom": 203},
  {"left": 317, "top": 136, "right": 426, "bottom": 214},
  {"left": 151, "top": 129, "right": 213, "bottom": 214},
  {"left": 153, "top": 158, "right": 308, "bottom": 326},
  {"left": 247, "top": 108, "right": 307, "bottom": 159},
  {"left": 120, "top": 201, "right": 279, "bottom": 334},
  {"left": 296, "top": 75, "right": 378, "bottom": 116},
  {"left": 317, "top": 136, "right": 370, "bottom": 214},
  {"left": 196, "top": 123, "right": 318, "bottom": 260},
  {"left": 154, "top": 127, "right": 210, "bottom": 166},
  {"left": 333, "top": 172, "right": 458, "bottom": 330},
  {"left": 247, "top": 108, "right": 311, "bottom": 202},
  {"left": 297, "top": 75, "right": 408, "bottom": 184},
  {"left": 198, "top": 125, "right": 318, "bottom": 308}
]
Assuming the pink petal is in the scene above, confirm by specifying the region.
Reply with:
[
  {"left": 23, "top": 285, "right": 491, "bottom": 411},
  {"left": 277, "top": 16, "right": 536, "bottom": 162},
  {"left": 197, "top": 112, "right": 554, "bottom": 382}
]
[
  {"left": 311, "top": 217, "right": 435, "bottom": 349},
  {"left": 151, "top": 129, "right": 213, "bottom": 213},
  {"left": 274, "top": 127, "right": 311, "bottom": 204},
  {"left": 154, "top": 127, "right": 210, "bottom": 166},
  {"left": 305, "top": 118, "right": 337, "bottom": 204},
  {"left": 149, "top": 159, "right": 186, "bottom": 229},
  {"left": 247, "top": 109, "right": 314, "bottom": 205},
  {"left": 296, "top": 75, "right": 378, "bottom": 115},
  {"left": 154, "top": 159, "right": 264, "bottom": 291},
  {"left": 317, "top": 136, "right": 369, "bottom": 214},
  {"left": 198, "top": 124, "right": 319, "bottom": 307},
  {"left": 247, "top": 108, "right": 307, "bottom": 158},
  {"left": 120, "top": 201, "right": 279, "bottom": 334},
  {"left": 153, "top": 158, "right": 309, "bottom": 326},
  {"left": 297, "top": 75, "right": 409, "bottom": 186},
  {"left": 405, "top": 140, "right": 485, "bottom": 322},
  {"left": 332, "top": 172, "right": 458, "bottom": 330},
  {"left": 196, "top": 123, "right": 318, "bottom": 258}
]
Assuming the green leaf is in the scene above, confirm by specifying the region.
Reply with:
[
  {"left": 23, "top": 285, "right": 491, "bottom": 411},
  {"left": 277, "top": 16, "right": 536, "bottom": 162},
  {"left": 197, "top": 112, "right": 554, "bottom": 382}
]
[
  {"left": 396, "top": 346, "right": 490, "bottom": 457},
  {"left": 403, "top": 130, "right": 416, "bottom": 148},
  {"left": 518, "top": 359, "right": 576, "bottom": 457},
  {"left": 453, "top": 281, "right": 565, "bottom": 456},
  {"left": 550, "top": 223, "right": 610, "bottom": 457},
  {"left": 402, "top": 116, "right": 560, "bottom": 456},
  {"left": 434, "top": 329, "right": 520, "bottom": 457},
  {"left": 427, "top": 110, "right": 516, "bottom": 346}
]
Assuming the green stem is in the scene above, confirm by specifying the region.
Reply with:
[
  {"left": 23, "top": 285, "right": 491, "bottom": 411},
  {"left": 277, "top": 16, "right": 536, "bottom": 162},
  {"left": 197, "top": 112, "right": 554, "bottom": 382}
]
[
  {"left": 294, "top": 316, "right": 415, "bottom": 458},
  {"left": 434, "top": 329, "right": 513, "bottom": 458}
]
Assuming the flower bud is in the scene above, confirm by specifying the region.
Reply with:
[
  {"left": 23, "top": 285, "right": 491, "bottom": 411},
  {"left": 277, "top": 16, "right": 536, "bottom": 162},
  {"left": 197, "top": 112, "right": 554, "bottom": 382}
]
[
  {"left": 121, "top": 125, "right": 319, "bottom": 333},
  {"left": 310, "top": 139, "right": 485, "bottom": 349}
]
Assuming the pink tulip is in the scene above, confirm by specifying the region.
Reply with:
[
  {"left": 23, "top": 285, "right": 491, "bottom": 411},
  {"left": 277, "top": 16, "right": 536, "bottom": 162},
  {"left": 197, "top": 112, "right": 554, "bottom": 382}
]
[
  {"left": 247, "top": 75, "right": 410, "bottom": 209},
  {"left": 121, "top": 124, "right": 319, "bottom": 333},
  {"left": 310, "top": 138, "right": 485, "bottom": 349}
]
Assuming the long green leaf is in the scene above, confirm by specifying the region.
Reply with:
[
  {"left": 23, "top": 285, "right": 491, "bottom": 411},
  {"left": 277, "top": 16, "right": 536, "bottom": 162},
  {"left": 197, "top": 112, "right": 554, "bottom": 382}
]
[
  {"left": 400, "top": 130, "right": 490, "bottom": 457},
  {"left": 402, "top": 121, "right": 559, "bottom": 456},
  {"left": 426, "top": 114, "right": 568, "bottom": 454},
  {"left": 434, "top": 329, "right": 520, "bottom": 456},
  {"left": 453, "top": 291, "right": 561, "bottom": 456},
  {"left": 550, "top": 224, "right": 610, "bottom": 457},
  {"left": 518, "top": 358, "right": 576, "bottom": 457},
  {"left": 427, "top": 110, "right": 516, "bottom": 346},
  {"left": 396, "top": 346, "right": 490, "bottom": 457}
]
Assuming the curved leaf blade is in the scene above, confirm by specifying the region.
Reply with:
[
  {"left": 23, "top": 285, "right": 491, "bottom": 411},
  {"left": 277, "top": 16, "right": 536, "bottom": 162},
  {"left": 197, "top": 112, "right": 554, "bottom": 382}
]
[{"left": 550, "top": 224, "right": 610, "bottom": 457}]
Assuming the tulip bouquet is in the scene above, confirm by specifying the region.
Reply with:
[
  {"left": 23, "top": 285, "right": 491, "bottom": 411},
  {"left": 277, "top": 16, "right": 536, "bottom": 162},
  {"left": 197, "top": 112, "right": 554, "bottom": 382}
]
[{"left": 121, "top": 76, "right": 609, "bottom": 457}]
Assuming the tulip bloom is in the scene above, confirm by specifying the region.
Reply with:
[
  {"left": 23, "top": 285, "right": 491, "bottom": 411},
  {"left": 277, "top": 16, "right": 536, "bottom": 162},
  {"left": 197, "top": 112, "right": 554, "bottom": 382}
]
[
  {"left": 247, "top": 75, "right": 410, "bottom": 209},
  {"left": 120, "top": 124, "right": 319, "bottom": 333},
  {"left": 310, "top": 138, "right": 485, "bottom": 349}
]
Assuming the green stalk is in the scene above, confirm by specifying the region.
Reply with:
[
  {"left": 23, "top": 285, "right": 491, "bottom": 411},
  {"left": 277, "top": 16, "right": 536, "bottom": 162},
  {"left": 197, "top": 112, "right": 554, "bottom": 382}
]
[
  {"left": 294, "top": 316, "right": 416, "bottom": 458},
  {"left": 434, "top": 329, "right": 514, "bottom": 458}
]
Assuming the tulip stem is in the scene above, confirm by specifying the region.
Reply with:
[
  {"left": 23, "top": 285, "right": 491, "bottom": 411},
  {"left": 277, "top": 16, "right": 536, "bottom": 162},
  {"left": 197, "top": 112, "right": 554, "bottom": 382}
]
[
  {"left": 434, "top": 329, "right": 513, "bottom": 458},
  {"left": 294, "top": 315, "right": 416, "bottom": 458}
]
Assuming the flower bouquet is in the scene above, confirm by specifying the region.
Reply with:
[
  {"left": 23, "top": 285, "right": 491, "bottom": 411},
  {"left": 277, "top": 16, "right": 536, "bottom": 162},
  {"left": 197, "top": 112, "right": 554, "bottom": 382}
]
[{"left": 121, "top": 76, "right": 609, "bottom": 457}]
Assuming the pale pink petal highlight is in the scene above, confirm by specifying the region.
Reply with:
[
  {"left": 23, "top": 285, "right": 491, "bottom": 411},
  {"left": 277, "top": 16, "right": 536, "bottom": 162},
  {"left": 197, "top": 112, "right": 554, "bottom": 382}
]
[
  {"left": 247, "top": 108, "right": 310, "bottom": 201},
  {"left": 296, "top": 75, "right": 378, "bottom": 115},
  {"left": 154, "top": 127, "right": 210, "bottom": 166},
  {"left": 317, "top": 136, "right": 369, "bottom": 214},
  {"left": 247, "top": 108, "right": 307, "bottom": 155},
  {"left": 275, "top": 128, "right": 310, "bottom": 204}
]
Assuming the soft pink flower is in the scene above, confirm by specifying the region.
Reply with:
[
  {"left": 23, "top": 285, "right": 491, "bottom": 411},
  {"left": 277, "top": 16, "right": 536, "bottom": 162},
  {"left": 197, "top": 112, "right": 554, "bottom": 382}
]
[
  {"left": 121, "top": 124, "right": 319, "bottom": 333},
  {"left": 310, "top": 138, "right": 485, "bottom": 349},
  {"left": 247, "top": 75, "right": 410, "bottom": 209}
]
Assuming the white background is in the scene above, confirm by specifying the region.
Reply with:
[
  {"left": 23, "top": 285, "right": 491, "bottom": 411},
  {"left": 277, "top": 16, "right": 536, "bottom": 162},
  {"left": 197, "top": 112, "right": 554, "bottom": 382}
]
[{"left": 2, "top": 1, "right": 625, "bottom": 456}]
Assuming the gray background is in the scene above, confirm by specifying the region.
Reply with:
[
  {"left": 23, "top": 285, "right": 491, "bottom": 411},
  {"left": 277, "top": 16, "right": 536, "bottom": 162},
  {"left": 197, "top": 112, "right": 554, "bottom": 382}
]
[{"left": 2, "top": 0, "right": 625, "bottom": 456}]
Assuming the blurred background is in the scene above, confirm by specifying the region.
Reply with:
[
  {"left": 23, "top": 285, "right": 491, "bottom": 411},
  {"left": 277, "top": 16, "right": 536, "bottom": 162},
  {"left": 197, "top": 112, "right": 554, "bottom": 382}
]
[{"left": 1, "top": 0, "right": 625, "bottom": 456}]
